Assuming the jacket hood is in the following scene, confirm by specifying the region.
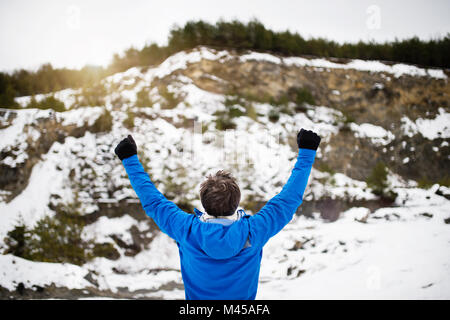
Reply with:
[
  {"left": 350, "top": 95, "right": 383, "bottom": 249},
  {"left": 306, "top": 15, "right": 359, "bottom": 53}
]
[{"left": 193, "top": 208, "right": 250, "bottom": 260}]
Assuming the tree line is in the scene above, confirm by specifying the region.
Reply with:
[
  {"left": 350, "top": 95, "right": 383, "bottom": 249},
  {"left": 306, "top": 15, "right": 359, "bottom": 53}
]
[{"left": 1, "top": 19, "right": 449, "bottom": 108}]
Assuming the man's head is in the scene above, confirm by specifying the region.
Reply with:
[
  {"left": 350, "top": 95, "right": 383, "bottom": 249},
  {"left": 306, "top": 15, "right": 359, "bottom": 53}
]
[{"left": 200, "top": 170, "right": 241, "bottom": 217}]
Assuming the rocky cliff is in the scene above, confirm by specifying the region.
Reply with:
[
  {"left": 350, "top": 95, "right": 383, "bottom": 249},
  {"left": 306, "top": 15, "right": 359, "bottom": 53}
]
[{"left": 0, "top": 46, "right": 449, "bottom": 299}]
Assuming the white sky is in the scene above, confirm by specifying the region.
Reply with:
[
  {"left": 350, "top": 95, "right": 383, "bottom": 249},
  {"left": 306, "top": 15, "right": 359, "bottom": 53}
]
[{"left": 0, "top": 0, "right": 449, "bottom": 72}]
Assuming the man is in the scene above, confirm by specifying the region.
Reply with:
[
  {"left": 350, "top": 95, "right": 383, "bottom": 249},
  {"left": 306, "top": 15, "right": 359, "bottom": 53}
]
[{"left": 114, "top": 129, "right": 320, "bottom": 299}]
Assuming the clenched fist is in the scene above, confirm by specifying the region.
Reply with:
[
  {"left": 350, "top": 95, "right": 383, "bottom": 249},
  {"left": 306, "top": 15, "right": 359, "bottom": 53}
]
[
  {"left": 114, "top": 135, "right": 137, "bottom": 160},
  {"left": 297, "top": 129, "right": 321, "bottom": 151}
]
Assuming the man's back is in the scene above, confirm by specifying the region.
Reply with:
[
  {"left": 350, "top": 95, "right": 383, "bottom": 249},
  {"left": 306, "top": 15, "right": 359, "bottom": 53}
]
[
  {"left": 179, "top": 211, "right": 262, "bottom": 299},
  {"left": 115, "top": 129, "right": 320, "bottom": 299}
]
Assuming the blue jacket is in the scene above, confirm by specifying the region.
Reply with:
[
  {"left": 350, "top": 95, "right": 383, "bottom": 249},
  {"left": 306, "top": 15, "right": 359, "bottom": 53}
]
[{"left": 122, "top": 148, "right": 316, "bottom": 299}]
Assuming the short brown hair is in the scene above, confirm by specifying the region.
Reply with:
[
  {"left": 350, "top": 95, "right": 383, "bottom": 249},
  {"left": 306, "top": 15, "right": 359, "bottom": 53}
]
[{"left": 200, "top": 170, "right": 241, "bottom": 216}]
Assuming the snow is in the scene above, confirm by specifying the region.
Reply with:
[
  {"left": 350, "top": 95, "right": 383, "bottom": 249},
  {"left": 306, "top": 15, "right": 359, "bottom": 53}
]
[
  {"left": 257, "top": 191, "right": 450, "bottom": 299},
  {"left": 0, "top": 107, "right": 104, "bottom": 168},
  {"left": 105, "top": 67, "right": 142, "bottom": 85},
  {"left": 307, "top": 170, "right": 376, "bottom": 201},
  {"left": 413, "top": 108, "right": 450, "bottom": 140},
  {"left": 61, "top": 106, "right": 104, "bottom": 127},
  {"left": 14, "top": 88, "right": 80, "bottom": 109},
  {"left": 1, "top": 185, "right": 448, "bottom": 299},
  {"left": 284, "top": 56, "right": 447, "bottom": 79},
  {"left": 82, "top": 215, "right": 147, "bottom": 245},
  {"left": 332, "top": 90, "right": 340, "bottom": 95},
  {"left": 147, "top": 47, "right": 230, "bottom": 80},
  {"left": 0, "top": 137, "right": 79, "bottom": 237},
  {"left": 240, "top": 52, "right": 282, "bottom": 64},
  {"left": 373, "top": 83, "right": 384, "bottom": 90},
  {"left": 102, "top": 46, "right": 449, "bottom": 87},
  {"left": 215, "top": 46, "right": 447, "bottom": 80},
  {"left": 14, "top": 94, "right": 46, "bottom": 108},
  {"left": 0, "top": 254, "right": 90, "bottom": 291},
  {"left": 98, "top": 270, "right": 182, "bottom": 293},
  {"left": 0, "top": 108, "right": 52, "bottom": 166},
  {"left": 350, "top": 122, "right": 395, "bottom": 146},
  {"left": 1, "top": 46, "right": 449, "bottom": 299},
  {"left": 401, "top": 108, "right": 450, "bottom": 140}
]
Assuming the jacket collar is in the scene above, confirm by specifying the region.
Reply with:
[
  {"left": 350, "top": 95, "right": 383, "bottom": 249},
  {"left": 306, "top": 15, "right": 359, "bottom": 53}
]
[{"left": 194, "top": 208, "right": 246, "bottom": 225}]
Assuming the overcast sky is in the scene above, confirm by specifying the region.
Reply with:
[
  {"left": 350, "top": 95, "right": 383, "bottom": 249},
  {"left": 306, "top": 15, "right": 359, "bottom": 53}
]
[{"left": 1, "top": 0, "right": 449, "bottom": 72}]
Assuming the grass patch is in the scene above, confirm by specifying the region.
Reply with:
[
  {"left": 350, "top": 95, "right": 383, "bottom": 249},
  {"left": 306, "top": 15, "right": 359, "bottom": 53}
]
[
  {"left": 317, "top": 162, "right": 336, "bottom": 175},
  {"left": 123, "top": 110, "right": 135, "bottom": 129},
  {"left": 417, "top": 176, "right": 450, "bottom": 188},
  {"left": 214, "top": 111, "right": 237, "bottom": 130},
  {"left": 136, "top": 87, "right": 154, "bottom": 108},
  {"left": 159, "top": 87, "right": 179, "bottom": 109},
  {"left": 91, "top": 108, "right": 113, "bottom": 133},
  {"left": 268, "top": 109, "right": 280, "bottom": 123},
  {"left": 366, "top": 161, "right": 397, "bottom": 201},
  {"left": 337, "top": 111, "right": 356, "bottom": 132},
  {"left": 3, "top": 200, "right": 121, "bottom": 265},
  {"left": 75, "top": 83, "right": 107, "bottom": 107},
  {"left": 288, "top": 87, "right": 315, "bottom": 106},
  {"left": 4, "top": 204, "right": 90, "bottom": 265},
  {"left": 26, "top": 95, "right": 66, "bottom": 112},
  {"left": 226, "top": 87, "right": 315, "bottom": 122},
  {"left": 224, "top": 95, "right": 258, "bottom": 119}
]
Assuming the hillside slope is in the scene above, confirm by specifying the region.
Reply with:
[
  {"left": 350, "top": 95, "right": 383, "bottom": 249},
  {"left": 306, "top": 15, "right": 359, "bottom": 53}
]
[{"left": 0, "top": 46, "right": 449, "bottom": 299}]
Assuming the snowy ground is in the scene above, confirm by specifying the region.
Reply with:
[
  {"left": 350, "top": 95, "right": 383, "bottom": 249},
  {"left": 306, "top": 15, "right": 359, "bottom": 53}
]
[
  {"left": 258, "top": 197, "right": 450, "bottom": 299},
  {"left": 1, "top": 184, "right": 449, "bottom": 299},
  {"left": 1, "top": 46, "right": 449, "bottom": 299}
]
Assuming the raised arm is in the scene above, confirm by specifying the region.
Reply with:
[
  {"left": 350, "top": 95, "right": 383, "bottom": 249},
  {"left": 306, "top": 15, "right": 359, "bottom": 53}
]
[
  {"left": 247, "top": 129, "right": 320, "bottom": 248},
  {"left": 114, "top": 135, "right": 193, "bottom": 243}
]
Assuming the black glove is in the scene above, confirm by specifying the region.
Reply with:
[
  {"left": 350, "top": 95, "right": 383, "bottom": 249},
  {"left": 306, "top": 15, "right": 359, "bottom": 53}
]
[
  {"left": 297, "top": 129, "right": 321, "bottom": 150},
  {"left": 115, "top": 135, "right": 137, "bottom": 160}
]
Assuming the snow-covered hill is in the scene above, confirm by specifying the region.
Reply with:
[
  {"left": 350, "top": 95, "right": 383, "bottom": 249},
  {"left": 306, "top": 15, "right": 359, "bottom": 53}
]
[{"left": 0, "top": 46, "right": 449, "bottom": 299}]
